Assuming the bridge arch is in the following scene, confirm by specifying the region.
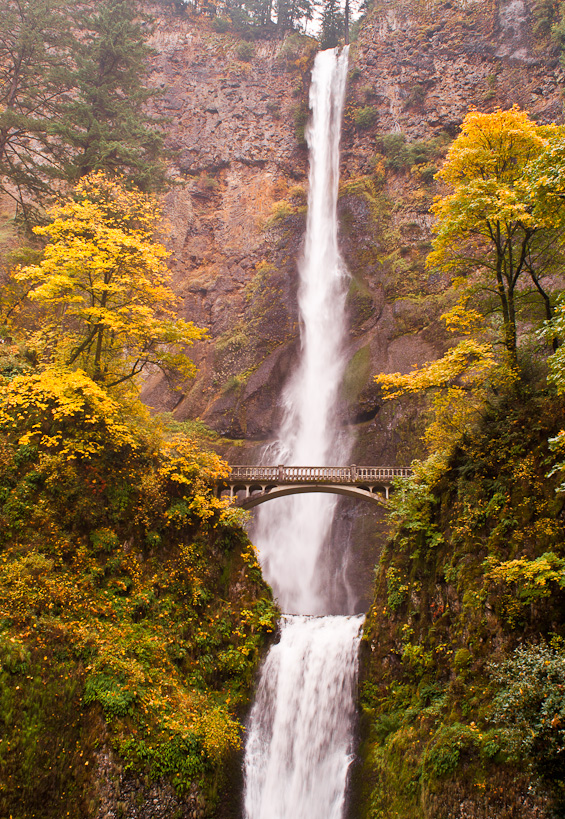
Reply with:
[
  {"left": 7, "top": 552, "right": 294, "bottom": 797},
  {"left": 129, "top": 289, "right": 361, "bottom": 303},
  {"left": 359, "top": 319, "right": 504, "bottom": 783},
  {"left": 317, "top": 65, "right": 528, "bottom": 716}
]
[{"left": 228, "top": 484, "right": 387, "bottom": 509}]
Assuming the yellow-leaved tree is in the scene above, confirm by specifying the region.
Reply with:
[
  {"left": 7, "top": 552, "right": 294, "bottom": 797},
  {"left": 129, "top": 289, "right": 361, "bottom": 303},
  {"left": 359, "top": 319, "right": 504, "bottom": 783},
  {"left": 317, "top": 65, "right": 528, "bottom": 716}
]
[
  {"left": 376, "top": 108, "right": 565, "bottom": 459},
  {"left": 428, "top": 106, "right": 565, "bottom": 366},
  {"left": 376, "top": 302, "right": 505, "bottom": 458},
  {"left": 16, "top": 172, "right": 206, "bottom": 387}
]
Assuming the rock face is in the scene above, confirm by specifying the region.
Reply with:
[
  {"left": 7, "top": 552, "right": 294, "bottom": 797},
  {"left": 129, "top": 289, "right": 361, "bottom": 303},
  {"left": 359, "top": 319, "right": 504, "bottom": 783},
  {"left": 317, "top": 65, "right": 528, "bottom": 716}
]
[
  {"left": 142, "top": 0, "right": 565, "bottom": 469},
  {"left": 142, "top": 10, "right": 311, "bottom": 442},
  {"left": 349, "top": 0, "right": 563, "bottom": 144},
  {"left": 337, "top": 0, "right": 565, "bottom": 463},
  {"left": 94, "top": 744, "right": 204, "bottom": 819}
]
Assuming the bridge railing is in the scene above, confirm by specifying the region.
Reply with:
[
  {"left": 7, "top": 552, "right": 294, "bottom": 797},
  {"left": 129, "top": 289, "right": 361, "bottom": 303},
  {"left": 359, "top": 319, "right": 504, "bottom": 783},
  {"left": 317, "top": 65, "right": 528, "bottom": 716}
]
[
  {"left": 228, "top": 466, "right": 280, "bottom": 481},
  {"left": 227, "top": 465, "right": 412, "bottom": 484},
  {"left": 355, "top": 467, "right": 412, "bottom": 481}
]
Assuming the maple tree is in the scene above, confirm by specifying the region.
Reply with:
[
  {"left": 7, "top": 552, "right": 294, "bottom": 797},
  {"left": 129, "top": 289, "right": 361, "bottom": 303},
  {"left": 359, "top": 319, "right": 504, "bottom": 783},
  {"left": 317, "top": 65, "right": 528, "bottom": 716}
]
[
  {"left": 428, "top": 107, "right": 565, "bottom": 366},
  {"left": 375, "top": 304, "right": 505, "bottom": 456},
  {"left": 16, "top": 172, "right": 205, "bottom": 388}
]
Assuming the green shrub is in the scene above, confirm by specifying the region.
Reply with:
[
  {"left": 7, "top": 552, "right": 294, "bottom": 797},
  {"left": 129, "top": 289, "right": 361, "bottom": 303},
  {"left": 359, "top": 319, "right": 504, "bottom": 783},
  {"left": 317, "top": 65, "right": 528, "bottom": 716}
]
[
  {"left": 222, "top": 374, "right": 246, "bottom": 393},
  {"left": 401, "top": 642, "right": 433, "bottom": 674},
  {"left": 0, "top": 632, "right": 30, "bottom": 673},
  {"left": 386, "top": 566, "right": 409, "bottom": 612},
  {"left": 293, "top": 102, "right": 309, "bottom": 145},
  {"left": 530, "top": 0, "right": 560, "bottom": 37},
  {"left": 84, "top": 672, "right": 138, "bottom": 718},
  {"left": 404, "top": 83, "right": 426, "bottom": 109},
  {"left": 418, "top": 162, "right": 438, "bottom": 183},
  {"left": 422, "top": 723, "right": 480, "bottom": 781},
  {"left": 381, "top": 133, "right": 449, "bottom": 172},
  {"left": 266, "top": 201, "right": 294, "bottom": 226},
  {"left": 91, "top": 527, "right": 119, "bottom": 553},
  {"left": 373, "top": 710, "right": 404, "bottom": 741},
  {"left": 235, "top": 41, "right": 254, "bottom": 62},
  {"left": 212, "top": 16, "right": 230, "bottom": 32},
  {"left": 277, "top": 33, "right": 316, "bottom": 64},
  {"left": 382, "top": 133, "right": 410, "bottom": 170},
  {"left": 490, "top": 643, "right": 565, "bottom": 784},
  {"left": 354, "top": 105, "right": 377, "bottom": 129}
]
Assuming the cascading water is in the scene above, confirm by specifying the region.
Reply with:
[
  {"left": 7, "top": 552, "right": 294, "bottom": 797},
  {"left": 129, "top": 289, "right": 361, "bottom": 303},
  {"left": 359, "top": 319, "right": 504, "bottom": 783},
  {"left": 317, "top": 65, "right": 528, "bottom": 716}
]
[
  {"left": 243, "top": 614, "right": 363, "bottom": 819},
  {"left": 243, "top": 47, "right": 364, "bottom": 819},
  {"left": 250, "top": 46, "right": 352, "bottom": 617}
]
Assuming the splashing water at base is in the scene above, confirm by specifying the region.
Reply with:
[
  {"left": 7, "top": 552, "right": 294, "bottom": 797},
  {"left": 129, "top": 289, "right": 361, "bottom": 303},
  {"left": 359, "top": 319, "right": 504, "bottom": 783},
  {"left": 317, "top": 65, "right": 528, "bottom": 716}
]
[{"left": 243, "top": 615, "right": 364, "bottom": 819}]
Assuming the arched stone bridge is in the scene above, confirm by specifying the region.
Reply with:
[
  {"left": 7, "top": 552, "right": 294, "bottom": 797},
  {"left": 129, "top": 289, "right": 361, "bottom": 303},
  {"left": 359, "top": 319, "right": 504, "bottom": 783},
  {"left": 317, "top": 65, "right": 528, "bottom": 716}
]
[{"left": 218, "top": 465, "right": 413, "bottom": 509}]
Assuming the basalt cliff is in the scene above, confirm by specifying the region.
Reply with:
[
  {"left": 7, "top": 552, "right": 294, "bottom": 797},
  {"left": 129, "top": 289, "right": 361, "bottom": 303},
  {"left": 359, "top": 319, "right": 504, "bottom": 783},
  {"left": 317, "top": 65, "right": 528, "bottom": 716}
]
[{"left": 143, "top": 0, "right": 565, "bottom": 466}]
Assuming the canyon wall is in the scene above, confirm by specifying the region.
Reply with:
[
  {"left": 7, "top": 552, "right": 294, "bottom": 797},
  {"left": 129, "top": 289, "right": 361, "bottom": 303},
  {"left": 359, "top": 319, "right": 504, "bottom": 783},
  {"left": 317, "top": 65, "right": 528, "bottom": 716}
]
[
  {"left": 143, "top": 0, "right": 565, "bottom": 467},
  {"left": 136, "top": 1, "right": 565, "bottom": 618}
]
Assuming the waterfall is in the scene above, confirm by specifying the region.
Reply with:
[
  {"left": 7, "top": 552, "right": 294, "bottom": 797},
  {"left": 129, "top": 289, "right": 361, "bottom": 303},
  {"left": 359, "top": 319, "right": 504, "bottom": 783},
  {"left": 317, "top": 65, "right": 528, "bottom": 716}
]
[
  {"left": 251, "top": 46, "right": 352, "bottom": 617},
  {"left": 243, "top": 615, "right": 364, "bottom": 819},
  {"left": 243, "top": 47, "right": 362, "bottom": 819}
]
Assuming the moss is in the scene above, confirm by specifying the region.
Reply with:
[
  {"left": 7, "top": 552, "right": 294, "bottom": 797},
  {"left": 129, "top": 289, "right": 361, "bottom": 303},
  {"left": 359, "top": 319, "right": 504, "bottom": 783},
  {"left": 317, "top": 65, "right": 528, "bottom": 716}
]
[
  {"left": 215, "top": 325, "right": 249, "bottom": 357},
  {"left": 221, "top": 372, "right": 248, "bottom": 393},
  {"left": 340, "top": 175, "right": 391, "bottom": 222},
  {"left": 342, "top": 344, "right": 372, "bottom": 405},
  {"left": 389, "top": 294, "right": 441, "bottom": 338},
  {"left": 357, "top": 390, "right": 565, "bottom": 817},
  {"left": 348, "top": 276, "right": 374, "bottom": 328},
  {"left": 264, "top": 200, "right": 294, "bottom": 228},
  {"left": 0, "top": 654, "right": 89, "bottom": 818},
  {"left": 292, "top": 101, "right": 309, "bottom": 146}
]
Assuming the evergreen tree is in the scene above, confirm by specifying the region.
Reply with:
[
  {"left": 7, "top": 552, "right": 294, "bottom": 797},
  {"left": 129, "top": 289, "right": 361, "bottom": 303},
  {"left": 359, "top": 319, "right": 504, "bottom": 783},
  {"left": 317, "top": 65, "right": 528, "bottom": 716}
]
[
  {"left": 0, "top": 0, "right": 166, "bottom": 221},
  {"left": 276, "top": 0, "right": 314, "bottom": 33},
  {"left": 320, "top": 0, "right": 344, "bottom": 49},
  {"left": 52, "top": 0, "right": 167, "bottom": 192},
  {"left": 248, "top": 0, "right": 274, "bottom": 27},
  {"left": 0, "top": 0, "right": 74, "bottom": 220}
]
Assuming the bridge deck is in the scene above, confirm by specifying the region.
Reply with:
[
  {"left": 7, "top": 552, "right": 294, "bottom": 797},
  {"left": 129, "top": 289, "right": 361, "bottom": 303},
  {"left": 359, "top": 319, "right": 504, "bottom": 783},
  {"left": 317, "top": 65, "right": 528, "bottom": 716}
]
[
  {"left": 220, "top": 465, "right": 412, "bottom": 507},
  {"left": 226, "top": 465, "right": 412, "bottom": 485}
]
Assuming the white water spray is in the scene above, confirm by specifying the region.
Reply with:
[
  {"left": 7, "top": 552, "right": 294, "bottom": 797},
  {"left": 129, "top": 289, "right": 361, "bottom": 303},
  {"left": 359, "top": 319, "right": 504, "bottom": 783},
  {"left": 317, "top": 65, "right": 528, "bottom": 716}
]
[
  {"left": 243, "top": 615, "right": 363, "bottom": 819},
  {"left": 243, "top": 47, "right": 362, "bottom": 819}
]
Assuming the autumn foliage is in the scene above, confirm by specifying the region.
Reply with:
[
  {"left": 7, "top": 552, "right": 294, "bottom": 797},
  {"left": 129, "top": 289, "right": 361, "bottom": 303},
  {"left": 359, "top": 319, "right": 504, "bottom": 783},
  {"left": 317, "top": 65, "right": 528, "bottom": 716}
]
[
  {"left": 375, "top": 107, "right": 565, "bottom": 459},
  {"left": 0, "top": 174, "right": 272, "bottom": 813},
  {"left": 14, "top": 173, "right": 205, "bottom": 387},
  {"left": 0, "top": 364, "right": 275, "bottom": 815}
]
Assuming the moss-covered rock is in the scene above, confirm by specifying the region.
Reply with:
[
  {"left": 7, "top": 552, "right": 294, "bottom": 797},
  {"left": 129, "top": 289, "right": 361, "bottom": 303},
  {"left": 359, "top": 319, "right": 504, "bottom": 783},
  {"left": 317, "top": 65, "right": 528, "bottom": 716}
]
[
  {"left": 0, "top": 367, "right": 276, "bottom": 818},
  {"left": 358, "top": 389, "right": 565, "bottom": 818}
]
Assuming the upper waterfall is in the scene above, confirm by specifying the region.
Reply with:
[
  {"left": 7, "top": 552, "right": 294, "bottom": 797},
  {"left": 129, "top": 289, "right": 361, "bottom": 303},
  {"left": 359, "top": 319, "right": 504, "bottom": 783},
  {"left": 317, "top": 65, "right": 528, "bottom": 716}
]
[{"left": 251, "top": 46, "right": 352, "bottom": 615}]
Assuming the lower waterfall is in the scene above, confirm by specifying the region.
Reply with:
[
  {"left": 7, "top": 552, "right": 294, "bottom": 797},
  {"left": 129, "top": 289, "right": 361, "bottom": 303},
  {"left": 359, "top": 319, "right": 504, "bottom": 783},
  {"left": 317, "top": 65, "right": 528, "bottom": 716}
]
[
  {"left": 242, "top": 46, "right": 363, "bottom": 818},
  {"left": 243, "top": 615, "right": 364, "bottom": 819}
]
